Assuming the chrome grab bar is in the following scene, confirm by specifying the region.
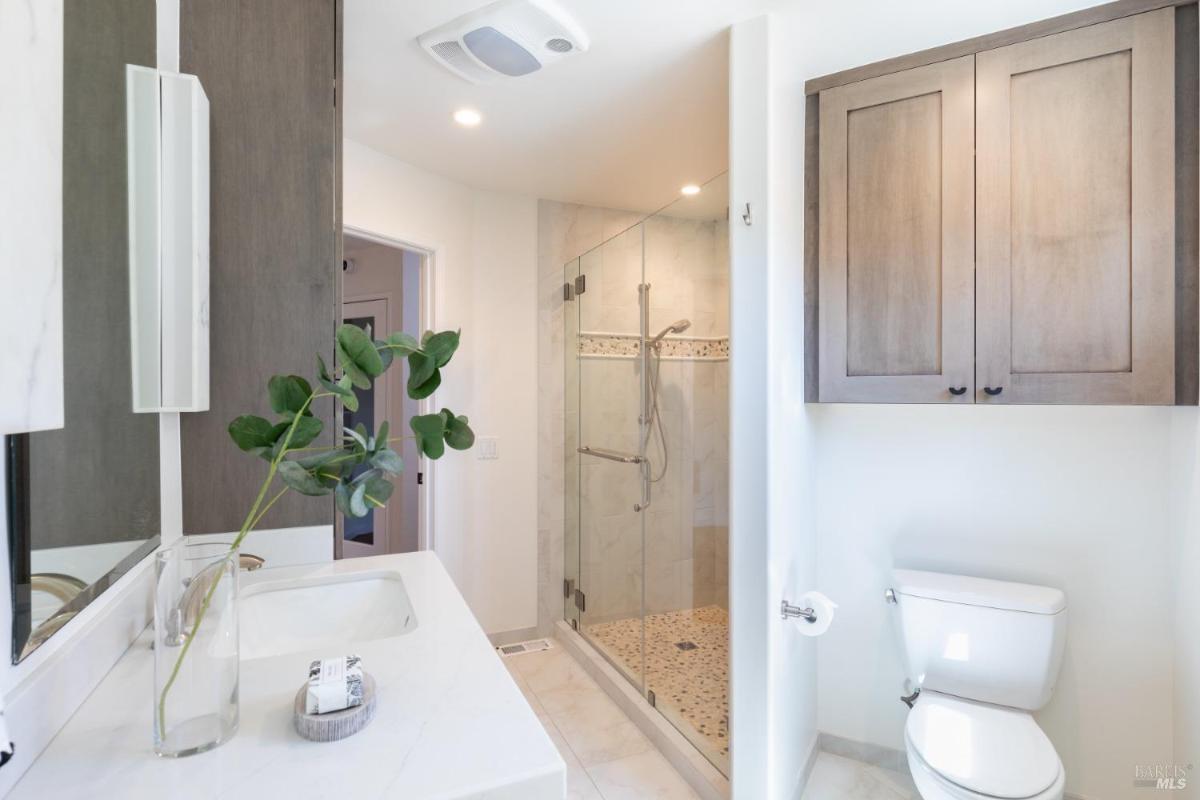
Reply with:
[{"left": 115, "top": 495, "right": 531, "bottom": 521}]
[{"left": 577, "top": 446, "right": 644, "bottom": 464}]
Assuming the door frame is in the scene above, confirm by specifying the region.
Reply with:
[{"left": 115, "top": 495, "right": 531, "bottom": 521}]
[
  {"left": 341, "top": 224, "right": 436, "bottom": 553},
  {"left": 340, "top": 296, "right": 392, "bottom": 558}
]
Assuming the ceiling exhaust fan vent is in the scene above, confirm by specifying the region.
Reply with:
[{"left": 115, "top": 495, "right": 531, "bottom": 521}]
[{"left": 418, "top": 0, "right": 589, "bottom": 85}]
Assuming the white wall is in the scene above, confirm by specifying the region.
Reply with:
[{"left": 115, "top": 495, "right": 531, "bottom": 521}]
[
  {"left": 1170, "top": 409, "right": 1200, "bottom": 800},
  {"left": 813, "top": 406, "right": 1175, "bottom": 799},
  {"left": 731, "top": 16, "right": 819, "bottom": 800},
  {"left": 742, "top": 1, "right": 1195, "bottom": 798},
  {"left": 343, "top": 139, "right": 539, "bottom": 636}
]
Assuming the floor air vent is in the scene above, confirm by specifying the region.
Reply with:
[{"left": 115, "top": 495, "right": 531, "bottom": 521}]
[{"left": 497, "top": 638, "right": 553, "bottom": 658}]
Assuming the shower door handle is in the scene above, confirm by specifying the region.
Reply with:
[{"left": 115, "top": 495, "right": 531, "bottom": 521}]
[
  {"left": 577, "top": 446, "right": 644, "bottom": 464},
  {"left": 634, "top": 459, "right": 651, "bottom": 513}
]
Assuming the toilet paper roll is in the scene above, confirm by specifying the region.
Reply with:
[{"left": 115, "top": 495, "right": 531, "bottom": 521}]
[{"left": 796, "top": 591, "right": 838, "bottom": 637}]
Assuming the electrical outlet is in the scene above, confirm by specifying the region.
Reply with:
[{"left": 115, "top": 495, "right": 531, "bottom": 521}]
[{"left": 477, "top": 437, "right": 499, "bottom": 460}]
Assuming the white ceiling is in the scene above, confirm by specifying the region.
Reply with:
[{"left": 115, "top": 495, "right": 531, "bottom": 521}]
[{"left": 343, "top": 0, "right": 768, "bottom": 213}]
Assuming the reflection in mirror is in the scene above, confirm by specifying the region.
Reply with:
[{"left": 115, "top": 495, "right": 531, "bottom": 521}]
[{"left": 5, "top": 0, "right": 160, "bottom": 663}]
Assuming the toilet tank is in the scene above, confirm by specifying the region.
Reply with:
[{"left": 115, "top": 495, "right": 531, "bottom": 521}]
[{"left": 893, "top": 569, "right": 1067, "bottom": 711}]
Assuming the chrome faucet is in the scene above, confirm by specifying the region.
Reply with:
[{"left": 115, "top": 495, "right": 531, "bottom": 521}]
[{"left": 162, "top": 552, "right": 264, "bottom": 647}]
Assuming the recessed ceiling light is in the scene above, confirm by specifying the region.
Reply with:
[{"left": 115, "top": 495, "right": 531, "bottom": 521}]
[
  {"left": 681, "top": 184, "right": 701, "bottom": 196},
  {"left": 453, "top": 108, "right": 483, "bottom": 127}
]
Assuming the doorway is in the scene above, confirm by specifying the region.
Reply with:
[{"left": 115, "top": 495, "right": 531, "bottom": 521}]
[{"left": 339, "top": 232, "right": 425, "bottom": 558}]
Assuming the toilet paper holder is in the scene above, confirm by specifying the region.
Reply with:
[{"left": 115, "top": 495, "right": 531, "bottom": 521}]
[{"left": 780, "top": 600, "right": 817, "bottom": 623}]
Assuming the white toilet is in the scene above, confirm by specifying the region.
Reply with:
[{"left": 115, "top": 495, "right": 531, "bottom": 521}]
[{"left": 893, "top": 569, "right": 1068, "bottom": 800}]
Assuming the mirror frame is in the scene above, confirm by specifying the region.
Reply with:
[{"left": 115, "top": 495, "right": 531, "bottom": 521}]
[{"left": 5, "top": 434, "right": 160, "bottom": 663}]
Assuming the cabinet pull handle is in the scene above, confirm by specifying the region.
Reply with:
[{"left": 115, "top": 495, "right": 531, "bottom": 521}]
[
  {"left": 948, "top": 386, "right": 967, "bottom": 396},
  {"left": 984, "top": 386, "right": 1003, "bottom": 396}
]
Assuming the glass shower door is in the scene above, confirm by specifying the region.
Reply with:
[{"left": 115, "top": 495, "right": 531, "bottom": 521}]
[{"left": 567, "top": 225, "right": 647, "bottom": 691}]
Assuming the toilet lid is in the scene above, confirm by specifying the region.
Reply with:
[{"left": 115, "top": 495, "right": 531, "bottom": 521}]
[{"left": 907, "top": 692, "right": 1060, "bottom": 799}]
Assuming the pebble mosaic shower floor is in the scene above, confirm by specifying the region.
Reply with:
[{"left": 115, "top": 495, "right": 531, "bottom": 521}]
[{"left": 585, "top": 605, "right": 730, "bottom": 773}]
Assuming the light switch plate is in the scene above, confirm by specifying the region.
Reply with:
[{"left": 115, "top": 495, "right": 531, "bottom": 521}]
[{"left": 477, "top": 437, "right": 499, "bottom": 460}]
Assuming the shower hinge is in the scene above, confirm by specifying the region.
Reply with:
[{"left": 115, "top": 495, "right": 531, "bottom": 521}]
[
  {"left": 563, "top": 282, "right": 574, "bottom": 301},
  {"left": 563, "top": 578, "right": 574, "bottom": 599},
  {"left": 574, "top": 274, "right": 587, "bottom": 295},
  {"left": 647, "top": 689, "right": 656, "bottom": 708},
  {"left": 574, "top": 588, "right": 587, "bottom": 613}
]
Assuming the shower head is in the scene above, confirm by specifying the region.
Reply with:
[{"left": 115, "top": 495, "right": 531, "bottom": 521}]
[{"left": 648, "top": 319, "right": 692, "bottom": 348}]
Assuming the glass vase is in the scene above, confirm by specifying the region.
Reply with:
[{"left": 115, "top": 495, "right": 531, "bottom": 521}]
[{"left": 153, "top": 539, "right": 240, "bottom": 757}]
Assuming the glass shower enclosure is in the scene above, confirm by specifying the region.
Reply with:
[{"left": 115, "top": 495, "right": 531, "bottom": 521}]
[{"left": 564, "top": 173, "right": 730, "bottom": 774}]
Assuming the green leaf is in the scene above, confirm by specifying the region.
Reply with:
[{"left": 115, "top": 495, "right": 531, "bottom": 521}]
[
  {"left": 349, "top": 483, "right": 369, "bottom": 517},
  {"left": 442, "top": 409, "right": 475, "bottom": 451},
  {"left": 317, "top": 354, "right": 359, "bottom": 412},
  {"left": 228, "top": 415, "right": 277, "bottom": 452},
  {"left": 277, "top": 460, "right": 330, "bottom": 496},
  {"left": 422, "top": 330, "right": 460, "bottom": 367},
  {"left": 374, "top": 340, "right": 394, "bottom": 372},
  {"left": 386, "top": 331, "right": 420, "bottom": 356},
  {"left": 410, "top": 412, "right": 447, "bottom": 459},
  {"left": 371, "top": 448, "right": 403, "bottom": 474},
  {"left": 343, "top": 425, "right": 369, "bottom": 451},
  {"left": 335, "top": 482, "right": 353, "bottom": 516},
  {"left": 337, "top": 323, "right": 385, "bottom": 379},
  {"left": 297, "top": 448, "right": 352, "bottom": 470},
  {"left": 337, "top": 340, "right": 371, "bottom": 390},
  {"left": 407, "top": 352, "right": 442, "bottom": 399},
  {"left": 374, "top": 421, "right": 389, "bottom": 454},
  {"left": 337, "top": 375, "right": 359, "bottom": 412},
  {"left": 282, "top": 415, "right": 324, "bottom": 451},
  {"left": 363, "top": 476, "right": 394, "bottom": 508},
  {"left": 268, "top": 375, "right": 314, "bottom": 417}
]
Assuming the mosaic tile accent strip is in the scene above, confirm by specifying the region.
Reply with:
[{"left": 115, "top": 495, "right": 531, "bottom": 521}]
[
  {"left": 578, "top": 332, "right": 729, "bottom": 361},
  {"left": 585, "top": 605, "right": 730, "bottom": 773}
]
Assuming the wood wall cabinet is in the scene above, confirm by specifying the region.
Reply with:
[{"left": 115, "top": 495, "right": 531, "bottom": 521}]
[
  {"left": 808, "top": 4, "right": 1197, "bottom": 405},
  {"left": 818, "top": 56, "right": 975, "bottom": 403}
]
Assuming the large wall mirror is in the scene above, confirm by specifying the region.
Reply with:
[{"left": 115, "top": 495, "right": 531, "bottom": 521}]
[{"left": 5, "top": 0, "right": 160, "bottom": 663}]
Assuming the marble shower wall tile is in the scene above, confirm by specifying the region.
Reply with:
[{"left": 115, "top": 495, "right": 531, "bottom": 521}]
[{"left": 1, "top": 0, "right": 65, "bottom": 434}]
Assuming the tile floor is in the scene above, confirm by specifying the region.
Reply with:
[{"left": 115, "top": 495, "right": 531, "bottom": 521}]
[
  {"left": 800, "top": 752, "right": 918, "bottom": 800},
  {"left": 585, "top": 606, "right": 730, "bottom": 771},
  {"left": 503, "top": 642, "right": 919, "bottom": 800},
  {"left": 504, "top": 643, "right": 701, "bottom": 800}
]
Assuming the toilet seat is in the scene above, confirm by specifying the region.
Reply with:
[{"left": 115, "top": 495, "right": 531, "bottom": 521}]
[{"left": 905, "top": 691, "right": 1064, "bottom": 800}]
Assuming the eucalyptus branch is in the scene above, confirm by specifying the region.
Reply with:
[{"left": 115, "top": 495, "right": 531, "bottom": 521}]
[{"left": 156, "top": 324, "right": 475, "bottom": 747}]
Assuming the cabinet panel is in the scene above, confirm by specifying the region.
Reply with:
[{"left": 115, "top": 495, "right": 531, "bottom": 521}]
[
  {"left": 819, "top": 56, "right": 975, "bottom": 402},
  {"left": 977, "top": 9, "right": 1175, "bottom": 403},
  {"left": 846, "top": 93, "right": 943, "bottom": 377}
]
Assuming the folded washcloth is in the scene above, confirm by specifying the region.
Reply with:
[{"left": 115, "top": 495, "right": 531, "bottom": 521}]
[{"left": 305, "top": 655, "right": 364, "bottom": 715}]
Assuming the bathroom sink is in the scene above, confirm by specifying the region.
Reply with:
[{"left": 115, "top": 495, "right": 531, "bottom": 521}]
[{"left": 239, "top": 570, "right": 417, "bottom": 660}]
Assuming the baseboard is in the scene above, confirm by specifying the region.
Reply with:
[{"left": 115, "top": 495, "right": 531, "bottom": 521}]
[
  {"left": 819, "top": 731, "right": 909, "bottom": 774},
  {"left": 789, "top": 733, "right": 820, "bottom": 800},
  {"left": 554, "top": 621, "right": 731, "bottom": 800},
  {"left": 488, "top": 626, "right": 542, "bottom": 647}
]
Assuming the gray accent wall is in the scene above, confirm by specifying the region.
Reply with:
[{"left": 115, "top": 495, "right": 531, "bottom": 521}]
[{"left": 180, "top": 0, "right": 342, "bottom": 534}]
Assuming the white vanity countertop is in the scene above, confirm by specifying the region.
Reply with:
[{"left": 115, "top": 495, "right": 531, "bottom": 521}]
[{"left": 9, "top": 552, "right": 565, "bottom": 800}]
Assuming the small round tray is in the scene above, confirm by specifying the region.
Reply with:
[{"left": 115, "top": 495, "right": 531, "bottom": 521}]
[{"left": 293, "top": 672, "right": 377, "bottom": 742}]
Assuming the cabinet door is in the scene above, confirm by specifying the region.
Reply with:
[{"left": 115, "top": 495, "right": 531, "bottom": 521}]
[
  {"left": 976, "top": 9, "right": 1175, "bottom": 404},
  {"left": 818, "top": 56, "right": 975, "bottom": 403}
]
